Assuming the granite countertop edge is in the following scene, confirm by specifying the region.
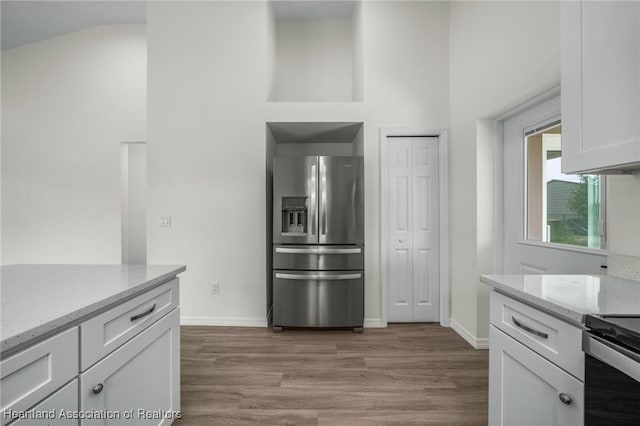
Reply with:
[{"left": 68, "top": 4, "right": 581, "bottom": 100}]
[
  {"left": 480, "top": 274, "right": 587, "bottom": 325},
  {"left": 1, "top": 265, "right": 186, "bottom": 356}
]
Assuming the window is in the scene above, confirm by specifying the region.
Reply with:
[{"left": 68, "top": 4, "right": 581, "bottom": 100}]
[{"left": 525, "top": 123, "right": 605, "bottom": 249}]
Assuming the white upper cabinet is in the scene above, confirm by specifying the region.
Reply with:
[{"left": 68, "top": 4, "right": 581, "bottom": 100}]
[{"left": 562, "top": 1, "right": 640, "bottom": 174}]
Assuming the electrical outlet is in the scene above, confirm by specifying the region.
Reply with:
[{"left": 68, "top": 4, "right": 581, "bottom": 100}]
[{"left": 211, "top": 282, "right": 220, "bottom": 295}]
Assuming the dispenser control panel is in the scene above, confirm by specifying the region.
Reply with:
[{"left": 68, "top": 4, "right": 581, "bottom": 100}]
[{"left": 281, "top": 197, "right": 308, "bottom": 235}]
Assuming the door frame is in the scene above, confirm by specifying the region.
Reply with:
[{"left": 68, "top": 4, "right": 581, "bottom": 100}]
[{"left": 380, "top": 128, "right": 449, "bottom": 327}]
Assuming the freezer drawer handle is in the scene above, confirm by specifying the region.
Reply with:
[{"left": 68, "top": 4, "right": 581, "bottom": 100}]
[
  {"left": 512, "top": 316, "right": 548, "bottom": 339},
  {"left": 130, "top": 303, "right": 156, "bottom": 321},
  {"left": 275, "top": 273, "right": 362, "bottom": 281},
  {"left": 275, "top": 247, "right": 362, "bottom": 255}
]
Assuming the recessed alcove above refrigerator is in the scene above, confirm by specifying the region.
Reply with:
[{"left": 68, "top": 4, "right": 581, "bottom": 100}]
[
  {"left": 268, "top": 121, "right": 363, "bottom": 156},
  {"left": 267, "top": 1, "right": 363, "bottom": 102}
]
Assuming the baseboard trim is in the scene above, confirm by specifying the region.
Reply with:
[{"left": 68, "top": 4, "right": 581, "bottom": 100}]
[
  {"left": 181, "top": 316, "right": 268, "bottom": 328},
  {"left": 449, "top": 318, "right": 489, "bottom": 349},
  {"left": 364, "top": 318, "right": 385, "bottom": 328}
]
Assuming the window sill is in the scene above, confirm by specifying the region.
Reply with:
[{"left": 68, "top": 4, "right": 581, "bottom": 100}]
[{"left": 517, "top": 239, "right": 608, "bottom": 256}]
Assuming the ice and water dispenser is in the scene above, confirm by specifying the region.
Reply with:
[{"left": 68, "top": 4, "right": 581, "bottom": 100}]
[{"left": 281, "top": 196, "right": 308, "bottom": 235}]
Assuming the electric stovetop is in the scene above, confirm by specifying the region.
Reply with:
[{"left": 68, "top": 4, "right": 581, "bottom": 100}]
[{"left": 585, "top": 314, "right": 640, "bottom": 354}]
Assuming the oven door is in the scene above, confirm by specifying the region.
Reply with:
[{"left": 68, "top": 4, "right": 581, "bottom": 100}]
[{"left": 583, "top": 333, "right": 640, "bottom": 426}]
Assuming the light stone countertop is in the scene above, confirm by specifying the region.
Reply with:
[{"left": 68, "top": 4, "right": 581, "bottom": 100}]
[
  {"left": 1, "top": 264, "right": 186, "bottom": 355},
  {"left": 481, "top": 274, "right": 640, "bottom": 324}
]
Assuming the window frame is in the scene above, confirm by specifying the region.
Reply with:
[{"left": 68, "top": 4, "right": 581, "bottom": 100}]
[{"left": 520, "top": 117, "right": 607, "bottom": 254}]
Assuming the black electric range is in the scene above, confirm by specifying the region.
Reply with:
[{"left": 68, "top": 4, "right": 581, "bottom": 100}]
[
  {"left": 585, "top": 314, "right": 640, "bottom": 353},
  {"left": 583, "top": 314, "right": 640, "bottom": 426}
]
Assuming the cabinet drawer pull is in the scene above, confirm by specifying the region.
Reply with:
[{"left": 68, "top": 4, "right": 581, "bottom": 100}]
[
  {"left": 558, "top": 393, "right": 572, "bottom": 405},
  {"left": 92, "top": 383, "right": 104, "bottom": 395},
  {"left": 512, "top": 316, "right": 548, "bottom": 339},
  {"left": 130, "top": 303, "right": 156, "bottom": 321}
]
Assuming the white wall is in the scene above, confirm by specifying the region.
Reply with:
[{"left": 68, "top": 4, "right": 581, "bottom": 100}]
[
  {"left": 448, "top": 2, "right": 561, "bottom": 344},
  {"left": 121, "top": 142, "right": 147, "bottom": 264},
  {"left": 147, "top": 0, "right": 449, "bottom": 326},
  {"left": 1, "top": 24, "right": 146, "bottom": 265},
  {"left": 275, "top": 17, "right": 354, "bottom": 102}
]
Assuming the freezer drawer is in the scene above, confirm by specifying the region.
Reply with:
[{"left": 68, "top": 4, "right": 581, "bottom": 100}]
[
  {"left": 273, "top": 270, "right": 364, "bottom": 328},
  {"left": 273, "top": 245, "right": 364, "bottom": 271}
]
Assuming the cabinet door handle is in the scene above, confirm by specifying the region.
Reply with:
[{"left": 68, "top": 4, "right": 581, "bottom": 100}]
[
  {"left": 558, "top": 393, "right": 572, "bottom": 405},
  {"left": 92, "top": 383, "right": 104, "bottom": 395},
  {"left": 512, "top": 316, "right": 549, "bottom": 339},
  {"left": 130, "top": 303, "right": 156, "bottom": 321}
]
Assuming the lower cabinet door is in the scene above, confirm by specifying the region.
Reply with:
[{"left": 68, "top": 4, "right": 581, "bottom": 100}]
[
  {"left": 79, "top": 309, "right": 180, "bottom": 426},
  {"left": 8, "top": 379, "right": 78, "bottom": 426},
  {"left": 489, "top": 325, "right": 584, "bottom": 426}
]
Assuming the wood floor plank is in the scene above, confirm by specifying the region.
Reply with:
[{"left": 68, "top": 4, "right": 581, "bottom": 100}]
[{"left": 175, "top": 324, "right": 488, "bottom": 425}]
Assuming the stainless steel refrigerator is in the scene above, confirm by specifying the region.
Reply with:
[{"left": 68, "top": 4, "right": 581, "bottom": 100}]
[{"left": 272, "top": 156, "right": 364, "bottom": 331}]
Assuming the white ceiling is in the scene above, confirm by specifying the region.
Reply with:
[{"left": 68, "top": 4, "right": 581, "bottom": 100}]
[
  {"left": 0, "top": 0, "right": 356, "bottom": 51},
  {"left": 1, "top": 1, "right": 146, "bottom": 51}
]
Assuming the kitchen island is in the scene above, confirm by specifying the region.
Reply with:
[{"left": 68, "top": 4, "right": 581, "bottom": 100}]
[
  {"left": 0, "top": 264, "right": 185, "bottom": 425},
  {"left": 482, "top": 273, "right": 640, "bottom": 426}
]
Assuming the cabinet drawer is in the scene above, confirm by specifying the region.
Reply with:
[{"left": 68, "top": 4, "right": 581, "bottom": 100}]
[
  {"left": 80, "top": 308, "right": 180, "bottom": 426},
  {"left": 490, "top": 290, "right": 584, "bottom": 380},
  {"left": 1, "top": 327, "right": 78, "bottom": 426},
  {"left": 8, "top": 379, "right": 78, "bottom": 426},
  {"left": 80, "top": 279, "right": 179, "bottom": 371}
]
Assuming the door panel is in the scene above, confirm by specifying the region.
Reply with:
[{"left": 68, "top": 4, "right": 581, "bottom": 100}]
[
  {"left": 273, "top": 156, "right": 318, "bottom": 244},
  {"left": 319, "top": 156, "right": 364, "bottom": 244},
  {"left": 489, "top": 326, "right": 583, "bottom": 426},
  {"left": 389, "top": 248, "right": 412, "bottom": 322},
  {"left": 80, "top": 309, "right": 180, "bottom": 426},
  {"left": 415, "top": 248, "right": 432, "bottom": 305},
  {"left": 387, "top": 137, "right": 439, "bottom": 322},
  {"left": 412, "top": 139, "right": 439, "bottom": 322},
  {"left": 388, "top": 139, "right": 413, "bottom": 321}
]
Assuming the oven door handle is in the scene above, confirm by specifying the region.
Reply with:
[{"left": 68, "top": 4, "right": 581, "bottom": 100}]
[{"left": 583, "top": 333, "right": 640, "bottom": 382}]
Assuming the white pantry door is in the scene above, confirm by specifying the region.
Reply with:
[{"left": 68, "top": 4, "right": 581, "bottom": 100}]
[{"left": 387, "top": 137, "right": 440, "bottom": 322}]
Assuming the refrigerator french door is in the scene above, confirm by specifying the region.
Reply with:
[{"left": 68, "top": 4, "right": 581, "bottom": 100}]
[{"left": 272, "top": 156, "right": 364, "bottom": 331}]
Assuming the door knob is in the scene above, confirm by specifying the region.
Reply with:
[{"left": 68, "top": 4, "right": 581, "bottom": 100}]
[
  {"left": 92, "top": 383, "right": 104, "bottom": 395},
  {"left": 398, "top": 238, "right": 405, "bottom": 243},
  {"left": 558, "top": 393, "right": 572, "bottom": 405}
]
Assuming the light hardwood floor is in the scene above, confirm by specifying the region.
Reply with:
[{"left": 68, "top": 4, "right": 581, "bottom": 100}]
[{"left": 176, "top": 324, "right": 488, "bottom": 426}]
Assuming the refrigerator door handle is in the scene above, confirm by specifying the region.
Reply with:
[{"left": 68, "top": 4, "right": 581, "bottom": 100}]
[
  {"left": 275, "top": 273, "right": 362, "bottom": 281},
  {"left": 275, "top": 247, "right": 362, "bottom": 254},
  {"left": 320, "top": 159, "right": 327, "bottom": 236},
  {"left": 310, "top": 163, "right": 317, "bottom": 236}
]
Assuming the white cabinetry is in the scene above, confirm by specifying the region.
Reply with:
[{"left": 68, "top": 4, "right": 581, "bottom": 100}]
[
  {"left": 80, "top": 279, "right": 179, "bottom": 371},
  {"left": 488, "top": 291, "right": 584, "bottom": 426},
  {"left": 0, "top": 278, "right": 180, "bottom": 426},
  {"left": 562, "top": 1, "right": 640, "bottom": 174},
  {"left": 9, "top": 380, "right": 79, "bottom": 426},
  {"left": 0, "top": 327, "right": 78, "bottom": 426},
  {"left": 80, "top": 309, "right": 180, "bottom": 426}
]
